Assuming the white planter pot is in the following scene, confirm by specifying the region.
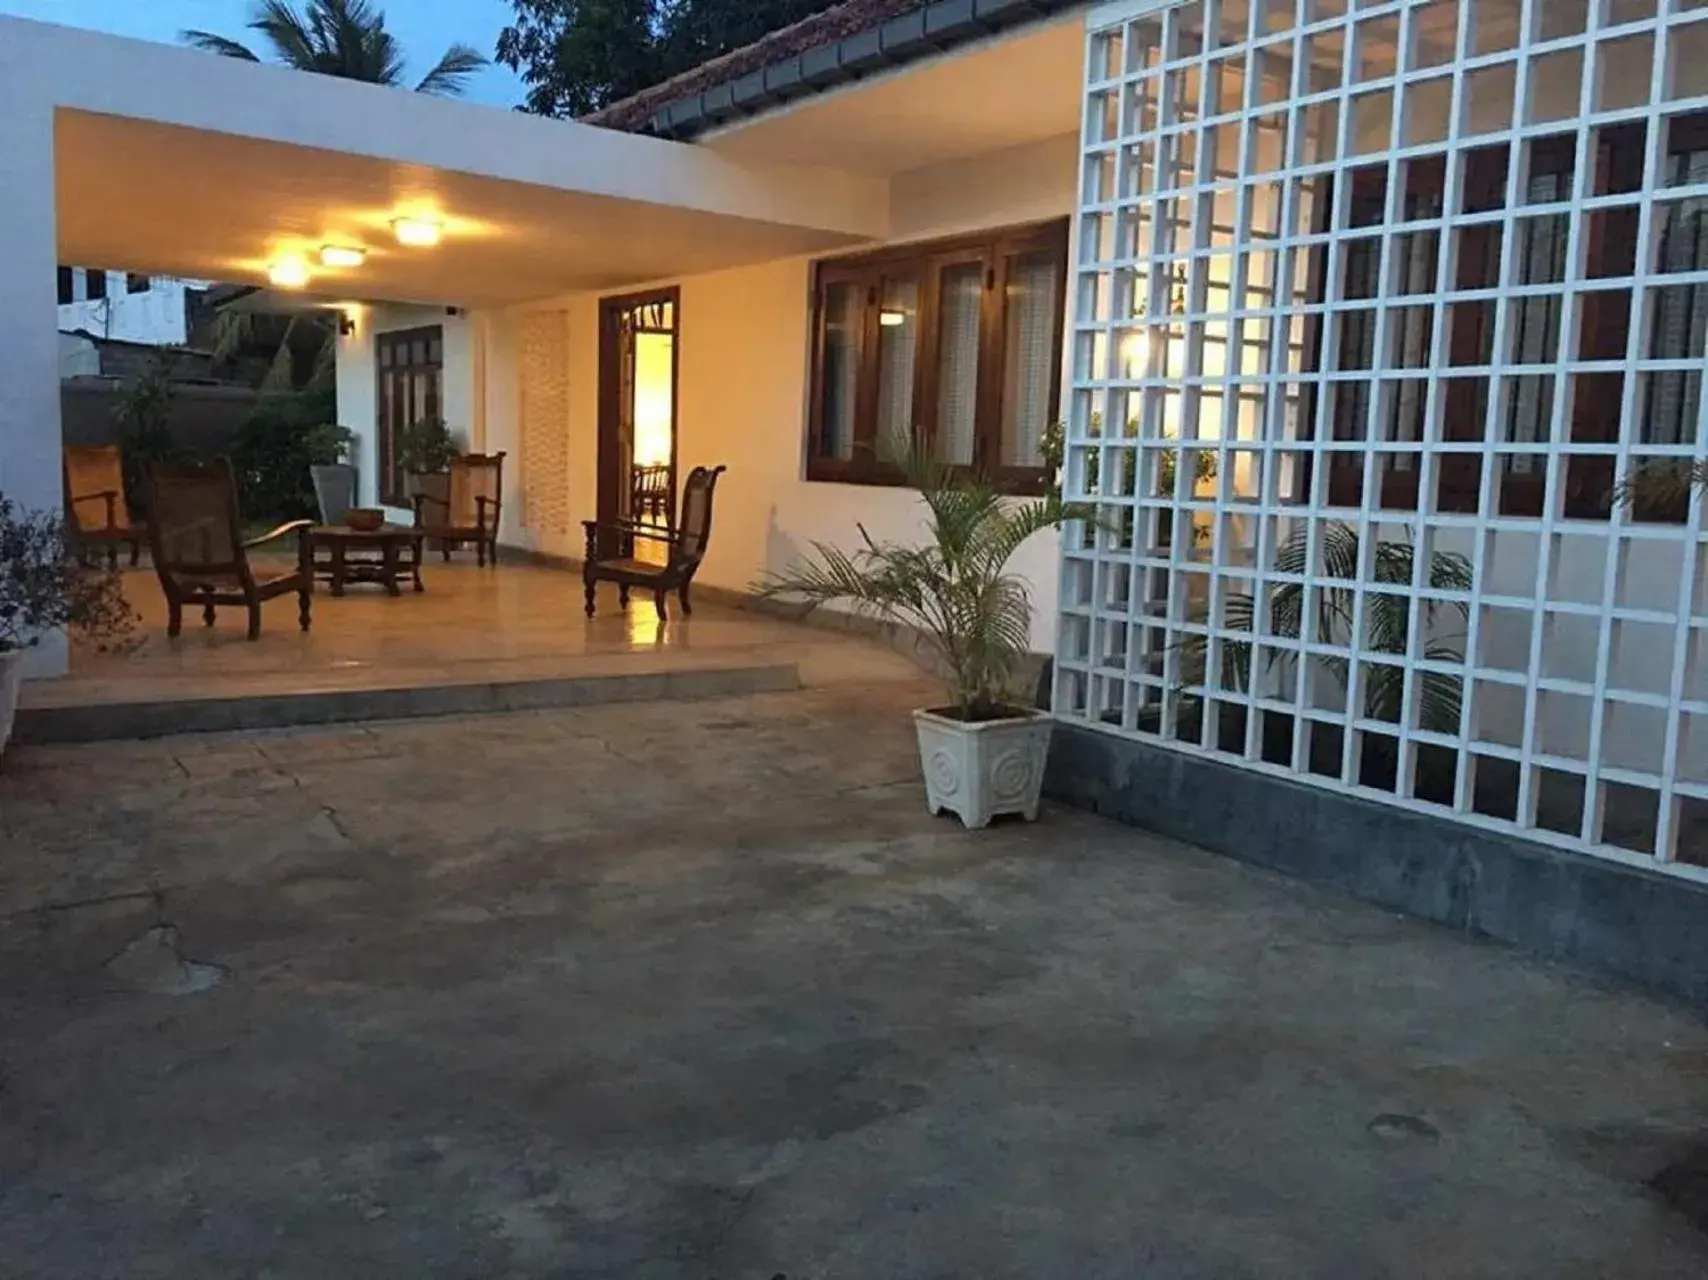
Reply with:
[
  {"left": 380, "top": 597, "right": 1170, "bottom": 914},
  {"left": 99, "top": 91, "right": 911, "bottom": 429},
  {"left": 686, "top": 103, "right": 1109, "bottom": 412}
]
[
  {"left": 0, "top": 649, "right": 23, "bottom": 763},
  {"left": 913, "top": 706, "right": 1054, "bottom": 830}
]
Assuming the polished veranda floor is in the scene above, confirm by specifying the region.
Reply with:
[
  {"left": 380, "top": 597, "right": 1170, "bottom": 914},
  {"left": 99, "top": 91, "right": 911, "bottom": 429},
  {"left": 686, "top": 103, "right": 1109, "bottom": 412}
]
[{"left": 25, "top": 558, "right": 919, "bottom": 713}]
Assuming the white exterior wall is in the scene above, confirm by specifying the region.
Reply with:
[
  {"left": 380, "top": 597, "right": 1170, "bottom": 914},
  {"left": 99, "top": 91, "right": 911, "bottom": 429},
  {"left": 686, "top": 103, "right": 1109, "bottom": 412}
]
[
  {"left": 337, "top": 303, "right": 477, "bottom": 521},
  {"left": 0, "top": 94, "right": 67, "bottom": 676},
  {"left": 58, "top": 273, "right": 193, "bottom": 346},
  {"left": 484, "top": 132, "right": 1081, "bottom": 653}
]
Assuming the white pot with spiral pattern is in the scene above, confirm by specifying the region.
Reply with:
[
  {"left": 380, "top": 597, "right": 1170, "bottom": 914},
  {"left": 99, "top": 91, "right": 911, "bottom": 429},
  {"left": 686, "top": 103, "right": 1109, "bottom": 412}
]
[{"left": 912, "top": 706, "right": 1054, "bottom": 830}]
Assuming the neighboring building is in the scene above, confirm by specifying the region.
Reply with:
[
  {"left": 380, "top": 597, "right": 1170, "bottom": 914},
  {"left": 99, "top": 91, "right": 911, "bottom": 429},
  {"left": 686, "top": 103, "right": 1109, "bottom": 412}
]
[
  {"left": 6, "top": 2, "right": 1708, "bottom": 984},
  {"left": 56, "top": 268, "right": 202, "bottom": 346},
  {"left": 56, "top": 329, "right": 217, "bottom": 381}
]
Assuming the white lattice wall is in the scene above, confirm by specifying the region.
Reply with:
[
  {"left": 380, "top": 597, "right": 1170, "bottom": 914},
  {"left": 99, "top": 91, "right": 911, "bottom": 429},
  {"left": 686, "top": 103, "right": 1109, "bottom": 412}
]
[{"left": 1059, "top": 0, "right": 1708, "bottom": 875}]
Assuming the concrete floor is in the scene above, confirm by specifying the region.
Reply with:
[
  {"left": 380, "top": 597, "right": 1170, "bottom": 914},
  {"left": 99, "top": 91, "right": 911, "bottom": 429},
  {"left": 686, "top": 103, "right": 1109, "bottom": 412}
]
[{"left": 2, "top": 683, "right": 1707, "bottom": 1278}]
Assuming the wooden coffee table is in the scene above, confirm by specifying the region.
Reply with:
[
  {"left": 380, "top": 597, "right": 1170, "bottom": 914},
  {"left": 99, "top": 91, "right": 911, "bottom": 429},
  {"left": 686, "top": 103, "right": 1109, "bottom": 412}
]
[{"left": 308, "top": 524, "right": 425, "bottom": 597}]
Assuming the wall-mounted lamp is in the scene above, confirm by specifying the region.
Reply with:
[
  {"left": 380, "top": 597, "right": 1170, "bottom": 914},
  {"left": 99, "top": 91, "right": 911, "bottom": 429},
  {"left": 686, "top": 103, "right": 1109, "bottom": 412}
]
[
  {"left": 337, "top": 313, "right": 357, "bottom": 337},
  {"left": 879, "top": 308, "right": 908, "bottom": 328}
]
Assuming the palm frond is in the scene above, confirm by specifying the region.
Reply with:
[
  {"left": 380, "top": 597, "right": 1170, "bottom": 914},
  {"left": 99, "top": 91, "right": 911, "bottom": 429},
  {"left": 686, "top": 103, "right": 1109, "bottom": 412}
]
[
  {"left": 1612, "top": 460, "right": 1708, "bottom": 511},
  {"left": 209, "top": 308, "right": 254, "bottom": 366},
  {"left": 181, "top": 30, "right": 261, "bottom": 60},
  {"left": 416, "top": 44, "right": 489, "bottom": 96},
  {"left": 1416, "top": 641, "right": 1467, "bottom": 734},
  {"left": 251, "top": 0, "right": 324, "bottom": 72},
  {"left": 756, "top": 446, "right": 1078, "bottom": 714}
]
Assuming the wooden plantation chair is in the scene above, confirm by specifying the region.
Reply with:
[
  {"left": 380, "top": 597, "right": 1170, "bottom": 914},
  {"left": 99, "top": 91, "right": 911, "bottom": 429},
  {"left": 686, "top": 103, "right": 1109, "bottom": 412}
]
[
  {"left": 583, "top": 465, "right": 726, "bottom": 622},
  {"left": 414, "top": 452, "right": 506, "bottom": 566},
  {"left": 148, "top": 459, "right": 313, "bottom": 641},
  {"left": 64, "top": 444, "right": 147, "bottom": 567}
]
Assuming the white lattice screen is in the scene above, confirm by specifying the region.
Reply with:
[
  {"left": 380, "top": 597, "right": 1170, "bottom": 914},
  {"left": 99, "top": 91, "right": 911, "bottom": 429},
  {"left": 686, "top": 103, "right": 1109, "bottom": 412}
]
[{"left": 1058, "top": 0, "right": 1708, "bottom": 876}]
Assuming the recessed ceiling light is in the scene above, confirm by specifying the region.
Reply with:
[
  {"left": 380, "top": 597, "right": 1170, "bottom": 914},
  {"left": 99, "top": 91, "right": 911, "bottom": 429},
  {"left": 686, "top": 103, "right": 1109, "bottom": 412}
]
[
  {"left": 319, "top": 245, "right": 366, "bottom": 268},
  {"left": 268, "top": 256, "right": 310, "bottom": 289},
  {"left": 391, "top": 217, "right": 442, "bottom": 247}
]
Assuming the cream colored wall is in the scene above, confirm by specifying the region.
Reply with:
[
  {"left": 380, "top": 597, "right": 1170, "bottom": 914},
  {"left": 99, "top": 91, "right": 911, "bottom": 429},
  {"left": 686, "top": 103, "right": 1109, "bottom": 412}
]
[{"left": 487, "top": 132, "right": 1078, "bottom": 653}]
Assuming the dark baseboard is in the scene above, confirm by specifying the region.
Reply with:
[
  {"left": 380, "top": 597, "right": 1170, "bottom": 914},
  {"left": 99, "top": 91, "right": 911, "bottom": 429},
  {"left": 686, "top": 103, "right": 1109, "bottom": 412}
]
[{"left": 1045, "top": 721, "right": 1708, "bottom": 1008}]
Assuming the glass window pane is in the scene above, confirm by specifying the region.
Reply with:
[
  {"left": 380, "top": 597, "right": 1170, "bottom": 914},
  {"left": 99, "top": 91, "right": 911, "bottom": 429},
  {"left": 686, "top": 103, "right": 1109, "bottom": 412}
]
[
  {"left": 876, "top": 276, "right": 920, "bottom": 458},
  {"left": 817, "top": 281, "right": 860, "bottom": 461},
  {"left": 1001, "top": 251, "right": 1062, "bottom": 468},
  {"left": 935, "top": 263, "right": 984, "bottom": 466}
]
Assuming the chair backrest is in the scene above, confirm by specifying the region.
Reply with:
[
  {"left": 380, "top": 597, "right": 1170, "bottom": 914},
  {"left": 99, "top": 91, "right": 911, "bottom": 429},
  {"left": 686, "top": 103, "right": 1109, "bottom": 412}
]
[
  {"left": 148, "top": 459, "right": 247, "bottom": 582},
  {"left": 311, "top": 463, "right": 359, "bottom": 526},
  {"left": 63, "top": 444, "right": 133, "bottom": 532},
  {"left": 671, "top": 465, "right": 727, "bottom": 569},
  {"left": 449, "top": 452, "right": 505, "bottom": 526}
]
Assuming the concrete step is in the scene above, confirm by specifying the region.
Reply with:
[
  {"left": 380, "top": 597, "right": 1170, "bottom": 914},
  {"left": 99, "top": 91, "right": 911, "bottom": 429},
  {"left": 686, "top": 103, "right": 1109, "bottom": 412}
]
[{"left": 15, "top": 655, "right": 801, "bottom": 744}]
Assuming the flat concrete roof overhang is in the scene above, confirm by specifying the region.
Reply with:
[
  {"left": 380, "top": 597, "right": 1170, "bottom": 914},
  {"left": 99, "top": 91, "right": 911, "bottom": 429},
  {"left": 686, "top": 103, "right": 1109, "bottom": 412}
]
[{"left": 1, "top": 17, "right": 891, "bottom": 307}]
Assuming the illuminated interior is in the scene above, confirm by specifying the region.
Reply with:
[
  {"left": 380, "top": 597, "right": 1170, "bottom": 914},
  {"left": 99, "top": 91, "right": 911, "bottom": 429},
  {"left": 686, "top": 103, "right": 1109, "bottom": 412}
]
[
  {"left": 632, "top": 333, "right": 675, "bottom": 469},
  {"left": 630, "top": 329, "right": 676, "bottom": 567}
]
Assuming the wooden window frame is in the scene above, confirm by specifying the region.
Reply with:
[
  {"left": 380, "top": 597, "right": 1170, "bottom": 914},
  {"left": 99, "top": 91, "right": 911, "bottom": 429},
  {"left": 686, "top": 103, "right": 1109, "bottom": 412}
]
[
  {"left": 375, "top": 324, "right": 444, "bottom": 506},
  {"left": 805, "top": 218, "right": 1070, "bottom": 494}
]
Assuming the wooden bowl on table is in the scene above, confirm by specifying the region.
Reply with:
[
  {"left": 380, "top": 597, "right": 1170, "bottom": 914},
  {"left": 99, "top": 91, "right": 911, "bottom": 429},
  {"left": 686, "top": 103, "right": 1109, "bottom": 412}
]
[{"left": 344, "top": 508, "right": 385, "bottom": 532}]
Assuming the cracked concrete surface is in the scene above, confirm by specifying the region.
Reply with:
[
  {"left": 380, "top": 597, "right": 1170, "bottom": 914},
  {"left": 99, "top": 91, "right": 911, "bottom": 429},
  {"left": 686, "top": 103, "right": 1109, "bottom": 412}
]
[{"left": 2, "top": 682, "right": 1708, "bottom": 1278}]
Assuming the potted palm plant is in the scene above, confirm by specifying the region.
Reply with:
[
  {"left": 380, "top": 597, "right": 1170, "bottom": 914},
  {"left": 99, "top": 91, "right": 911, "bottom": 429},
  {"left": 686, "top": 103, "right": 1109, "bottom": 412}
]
[
  {"left": 758, "top": 449, "right": 1083, "bottom": 829},
  {"left": 0, "top": 496, "right": 135, "bottom": 758}
]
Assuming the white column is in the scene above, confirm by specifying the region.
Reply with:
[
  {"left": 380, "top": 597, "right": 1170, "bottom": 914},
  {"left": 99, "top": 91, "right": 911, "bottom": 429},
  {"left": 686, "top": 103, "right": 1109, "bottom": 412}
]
[
  {"left": 0, "top": 99, "right": 68, "bottom": 677},
  {"left": 334, "top": 304, "right": 379, "bottom": 507}
]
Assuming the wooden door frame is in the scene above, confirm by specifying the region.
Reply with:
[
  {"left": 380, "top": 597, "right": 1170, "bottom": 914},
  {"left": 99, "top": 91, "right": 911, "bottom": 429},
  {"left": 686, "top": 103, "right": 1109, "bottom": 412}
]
[{"left": 597, "top": 286, "right": 681, "bottom": 547}]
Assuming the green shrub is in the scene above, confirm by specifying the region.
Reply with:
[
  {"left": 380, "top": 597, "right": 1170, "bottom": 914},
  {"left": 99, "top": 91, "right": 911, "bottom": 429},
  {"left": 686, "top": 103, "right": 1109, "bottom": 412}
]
[
  {"left": 228, "top": 387, "right": 354, "bottom": 520},
  {"left": 111, "top": 357, "right": 183, "bottom": 514}
]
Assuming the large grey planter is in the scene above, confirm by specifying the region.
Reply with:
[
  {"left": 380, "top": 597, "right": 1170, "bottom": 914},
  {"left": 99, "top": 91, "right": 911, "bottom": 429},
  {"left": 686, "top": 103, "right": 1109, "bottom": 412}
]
[
  {"left": 0, "top": 649, "right": 24, "bottom": 763},
  {"left": 913, "top": 706, "right": 1054, "bottom": 829}
]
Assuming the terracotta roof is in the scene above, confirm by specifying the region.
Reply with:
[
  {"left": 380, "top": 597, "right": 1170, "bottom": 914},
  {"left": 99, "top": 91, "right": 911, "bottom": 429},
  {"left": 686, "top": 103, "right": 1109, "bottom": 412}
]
[{"left": 583, "top": 0, "right": 926, "bottom": 133}]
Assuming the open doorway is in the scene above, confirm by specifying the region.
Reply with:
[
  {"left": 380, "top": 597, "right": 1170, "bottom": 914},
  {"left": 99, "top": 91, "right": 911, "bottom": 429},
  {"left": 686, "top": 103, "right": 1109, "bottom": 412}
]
[{"left": 597, "top": 288, "right": 678, "bottom": 566}]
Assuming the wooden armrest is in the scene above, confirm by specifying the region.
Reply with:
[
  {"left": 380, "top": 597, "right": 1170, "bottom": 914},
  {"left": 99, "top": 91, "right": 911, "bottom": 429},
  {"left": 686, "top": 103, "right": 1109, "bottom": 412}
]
[
  {"left": 583, "top": 517, "right": 676, "bottom": 541},
  {"left": 243, "top": 519, "right": 312, "bottom": 549}
]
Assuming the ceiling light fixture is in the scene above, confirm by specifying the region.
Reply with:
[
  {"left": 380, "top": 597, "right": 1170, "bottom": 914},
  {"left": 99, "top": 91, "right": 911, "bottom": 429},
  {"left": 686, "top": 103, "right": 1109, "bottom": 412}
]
[
  {"left": 319, "top": 244, "right": 366, "bottom": 268},
  {"left": 391, "top": 217, "right": 442, "bottom": 247},
  {"left": 268, "top": 256, "right": 311, "bottom": 289}
]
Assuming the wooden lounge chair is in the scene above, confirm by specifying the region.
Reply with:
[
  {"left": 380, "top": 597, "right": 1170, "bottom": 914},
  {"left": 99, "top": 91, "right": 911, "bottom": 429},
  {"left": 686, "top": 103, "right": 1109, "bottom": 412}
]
[
  {"left": 582, "top": 465, "right": 726, "bottom": 622},
  {"left": 63, "top": 444, "right": 147, "bottom": 567},
  {"left": 413, "top": 452, "right": 505, "bottom": 566},
  {"left": 148, "top": 459, "right": 313, "bottom": 641}
]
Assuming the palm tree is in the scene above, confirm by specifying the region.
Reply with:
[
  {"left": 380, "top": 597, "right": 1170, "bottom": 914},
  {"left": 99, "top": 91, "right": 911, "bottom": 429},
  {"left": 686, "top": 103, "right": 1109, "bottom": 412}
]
[{"left": 183, "top": 0, "right": 488, "bottom": 97}]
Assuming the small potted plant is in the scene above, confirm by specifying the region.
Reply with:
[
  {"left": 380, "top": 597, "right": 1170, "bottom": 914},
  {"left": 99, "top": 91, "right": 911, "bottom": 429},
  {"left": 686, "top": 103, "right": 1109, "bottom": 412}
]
[
  {"left": 0, "top": 495, "right": 136, "bottom": 758},
  {"left": 758, "top": 448, "right": 1086, "bottom": 829}
]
